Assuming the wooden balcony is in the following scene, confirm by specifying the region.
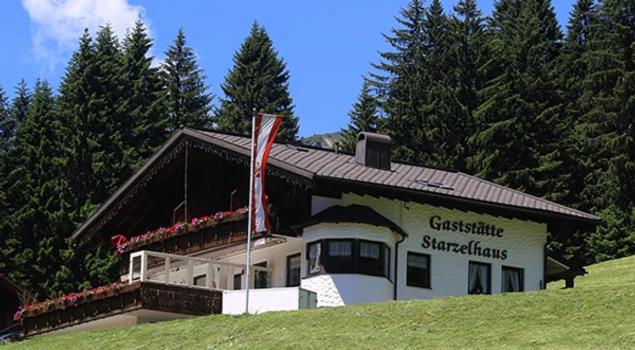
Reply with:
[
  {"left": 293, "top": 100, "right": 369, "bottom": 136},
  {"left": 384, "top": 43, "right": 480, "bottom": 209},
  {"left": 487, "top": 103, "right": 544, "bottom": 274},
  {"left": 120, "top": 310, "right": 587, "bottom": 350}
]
[
  {"left": 21, "top": 282, "right": 222, "bottom": 337},
  {"left": 118, "top": 218, "right": 264, "bottom": 275}
]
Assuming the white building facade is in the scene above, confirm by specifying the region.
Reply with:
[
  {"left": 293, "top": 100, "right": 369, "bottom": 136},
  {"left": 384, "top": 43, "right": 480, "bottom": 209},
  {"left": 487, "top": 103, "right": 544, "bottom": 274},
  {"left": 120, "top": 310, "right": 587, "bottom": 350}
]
[{"left": 297, "top": 193, "right": 546, "bottom": 306}]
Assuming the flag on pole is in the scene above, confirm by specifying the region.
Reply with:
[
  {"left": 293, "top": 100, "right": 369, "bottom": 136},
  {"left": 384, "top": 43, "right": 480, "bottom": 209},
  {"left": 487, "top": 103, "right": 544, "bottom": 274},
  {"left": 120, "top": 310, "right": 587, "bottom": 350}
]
[{"left": 251, "top": 113, "right": 283, "bottom": 233}]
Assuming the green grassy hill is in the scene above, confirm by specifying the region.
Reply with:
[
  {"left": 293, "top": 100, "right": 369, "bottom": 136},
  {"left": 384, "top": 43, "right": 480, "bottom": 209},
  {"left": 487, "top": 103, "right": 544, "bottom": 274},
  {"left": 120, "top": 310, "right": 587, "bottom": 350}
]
[{"left": 7, "top": 256, "right": 635, "bottom": 349}]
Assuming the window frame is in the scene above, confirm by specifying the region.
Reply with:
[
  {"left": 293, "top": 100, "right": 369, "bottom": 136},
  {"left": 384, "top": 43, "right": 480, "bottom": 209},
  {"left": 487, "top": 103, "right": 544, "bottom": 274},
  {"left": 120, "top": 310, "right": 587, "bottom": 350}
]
[
  {"left": 286, "top": 253, "right": 301, "bottom": 287},
  {"left": 501, "top": 265, "right": 524, "bottom": 293},
  {"left": 406, "top": 252, "right": 431, "bottom": 289},
  {"left": 467, "top": 261, "right": 492, "bottom": 295}
]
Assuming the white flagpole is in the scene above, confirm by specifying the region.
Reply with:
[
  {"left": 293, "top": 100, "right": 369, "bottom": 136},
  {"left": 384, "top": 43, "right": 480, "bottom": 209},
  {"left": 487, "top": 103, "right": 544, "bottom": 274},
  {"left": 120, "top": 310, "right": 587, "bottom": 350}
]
[{"left": 244, "top": 114, "right": 256, "bottom": 314}]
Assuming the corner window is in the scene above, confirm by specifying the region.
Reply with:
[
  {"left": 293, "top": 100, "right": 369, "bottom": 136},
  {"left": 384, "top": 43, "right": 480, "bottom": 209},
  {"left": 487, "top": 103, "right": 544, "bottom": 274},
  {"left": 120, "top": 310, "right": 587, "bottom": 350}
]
[
  {"left": 407, "top": 252, "right": 430, "bottom": 288},
  {"left": 307, "top": 241, "right": 321, "bottom": 274},
  {"left": 306, "top": 239, "right": 390, "bottom": 279},
  {"left": 501, "top": 266, "right": 524, "bottom": 293},
  {"left": 468, "top": 261, "right": 491, "bottom": 295},
  {"left": 286, "top": 254, "right": 301, "bottom": 287},
  {"left": 359, "top": 240, "right": 389, "bottom": 278}
]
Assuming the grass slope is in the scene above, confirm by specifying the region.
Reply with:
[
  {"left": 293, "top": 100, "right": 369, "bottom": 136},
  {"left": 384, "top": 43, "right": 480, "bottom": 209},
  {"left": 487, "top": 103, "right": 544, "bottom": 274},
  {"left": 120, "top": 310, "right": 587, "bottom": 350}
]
[{"left": 7, "top": 256, "right": 635, "bottom": 349}]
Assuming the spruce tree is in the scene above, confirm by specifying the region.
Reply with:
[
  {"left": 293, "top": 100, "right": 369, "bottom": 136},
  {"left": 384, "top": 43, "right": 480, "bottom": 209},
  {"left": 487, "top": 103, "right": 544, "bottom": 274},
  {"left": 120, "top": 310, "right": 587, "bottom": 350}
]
[
  {"left": 3, "top": 80, "right": 76, "bottom": 298},
  {"left": 88, "top": 24, "right": 129, "bottom": 203},
  {"left": 57, "top": 28, "right": 121, "bottom": 289},
  {"left": 578, "top": 0, "right": 635, "bottom": 262},
  {"left": 557, "top": 0, "right": 596, "bottom": 210},
  {"left": 122, "top": 20, "right": 168, "bottom": 164},
  {"left": 340, "top": 80, "right": 381, "bottom": 153},
  {"left": 469, "top": 0, "right": 562, "bottom": 195},
  {"left": 8, "top": 80, "right": 31, "bottom": 138},
  {"left": 0, "top": 81, "right": 30, "bottom": 275},
  {"left": 161, "top": 29, "right": 213, "bottom": 131},
  {"left": 216, "top": 22, "right": 299, "bottom": 141},
  {"left": 0, "top": 86, "right": 10, "bottom": 262},
  {"left": 370, "top": 0, "right": 427, "bottom": 163},
  {"left": 418, "top": 0, "right": 469, "bottom": 170},
  {"left": 545, "top": 0, "right": 599, "bottom": 266},
  {"left": 448, "top": 0, "right": 487, "bottom": 171}
]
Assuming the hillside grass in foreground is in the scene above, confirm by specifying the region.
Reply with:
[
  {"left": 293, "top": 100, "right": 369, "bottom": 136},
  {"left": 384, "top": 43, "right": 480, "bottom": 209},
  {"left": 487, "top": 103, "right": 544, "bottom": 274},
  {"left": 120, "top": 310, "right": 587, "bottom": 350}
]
[{"left": 6, "top": 256, "right": 635, "bottom": 349}]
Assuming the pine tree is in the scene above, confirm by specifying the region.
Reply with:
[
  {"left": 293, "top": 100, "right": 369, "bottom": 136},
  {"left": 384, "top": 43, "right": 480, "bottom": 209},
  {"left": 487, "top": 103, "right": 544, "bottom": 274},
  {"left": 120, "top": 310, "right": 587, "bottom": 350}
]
[
  {"left": 161, "top": 29, "right": 213, "bottom": 131},
  {"left": 370, "top": 0, "right": 427, "bottom": 163},
  {"left": 340, "top": 80, "right": 381, "bottom": 153},
  {"left": 216, "top": 22, "right": 299, "bottom": 141},
  {"left": 3, "top": 80, "right": 77, "bottom": 298}
]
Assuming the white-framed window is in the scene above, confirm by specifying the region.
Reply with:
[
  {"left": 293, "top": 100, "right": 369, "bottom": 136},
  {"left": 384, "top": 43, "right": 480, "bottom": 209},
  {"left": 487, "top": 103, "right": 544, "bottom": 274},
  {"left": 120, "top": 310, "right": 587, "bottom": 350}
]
[
  {"left": 501, "top": 266, "right": 524, "bottom": 293},
  {"left": 407, "top": 252, "right": 430, "bottom": 288},
  {"left": 468, "top": 261, "right": 491, "bottom": 295}
]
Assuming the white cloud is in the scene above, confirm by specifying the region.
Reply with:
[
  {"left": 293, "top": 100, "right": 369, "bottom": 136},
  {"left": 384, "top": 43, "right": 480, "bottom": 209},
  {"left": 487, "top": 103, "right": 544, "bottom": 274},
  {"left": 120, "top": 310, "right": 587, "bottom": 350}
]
[{"left": 21, "top": 0, "right": 149, "bottom": 69}]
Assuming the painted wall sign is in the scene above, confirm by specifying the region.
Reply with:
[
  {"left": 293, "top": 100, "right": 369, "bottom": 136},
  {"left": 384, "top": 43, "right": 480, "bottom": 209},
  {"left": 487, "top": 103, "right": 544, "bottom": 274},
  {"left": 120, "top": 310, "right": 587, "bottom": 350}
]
[
  {"left": 422, "top": 236, "right": 508, "bottom": 260},
  {"left": 429, "top": 216, "right": 504, "bottom": 238},
  {"left": 423, "top": 215, "right": 508, "bottom": 260}
]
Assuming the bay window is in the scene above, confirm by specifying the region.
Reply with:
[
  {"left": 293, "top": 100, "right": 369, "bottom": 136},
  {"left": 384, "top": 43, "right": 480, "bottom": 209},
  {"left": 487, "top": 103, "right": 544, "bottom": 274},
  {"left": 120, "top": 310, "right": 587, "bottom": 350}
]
[{"left": 306, "top": 239, "right": 390, "bottom": 279}]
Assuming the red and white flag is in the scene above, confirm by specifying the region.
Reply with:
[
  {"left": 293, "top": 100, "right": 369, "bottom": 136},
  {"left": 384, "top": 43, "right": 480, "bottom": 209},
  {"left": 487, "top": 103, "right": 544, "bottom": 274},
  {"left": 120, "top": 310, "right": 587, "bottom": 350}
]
[{"left": 251, "top": 113, "right": 283, "bottom": 233}]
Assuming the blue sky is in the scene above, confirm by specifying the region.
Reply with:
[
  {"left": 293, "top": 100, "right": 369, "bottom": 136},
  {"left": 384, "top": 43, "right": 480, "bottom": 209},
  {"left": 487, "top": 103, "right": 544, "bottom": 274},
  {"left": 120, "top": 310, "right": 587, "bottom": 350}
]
[{"left": 1, "top": 0, "right": 576, "bottom": 137}]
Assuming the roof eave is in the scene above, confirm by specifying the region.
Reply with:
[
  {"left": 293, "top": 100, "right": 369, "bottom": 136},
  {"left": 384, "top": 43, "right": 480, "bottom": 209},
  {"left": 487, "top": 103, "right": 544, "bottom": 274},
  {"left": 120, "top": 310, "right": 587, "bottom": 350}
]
[{"left": 315, "top": 175, "right": 602, "bottom": 226}]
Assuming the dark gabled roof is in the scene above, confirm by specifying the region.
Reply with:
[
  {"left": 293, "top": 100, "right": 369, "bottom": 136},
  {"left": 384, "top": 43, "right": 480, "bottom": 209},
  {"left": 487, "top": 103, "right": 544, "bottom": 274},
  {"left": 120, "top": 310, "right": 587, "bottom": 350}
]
[
  {"left": 296, "top": 204, "right": 408, "bottom": 237},
  {"left": 72, "top": 128, "right": 600, "bottom": 241}
]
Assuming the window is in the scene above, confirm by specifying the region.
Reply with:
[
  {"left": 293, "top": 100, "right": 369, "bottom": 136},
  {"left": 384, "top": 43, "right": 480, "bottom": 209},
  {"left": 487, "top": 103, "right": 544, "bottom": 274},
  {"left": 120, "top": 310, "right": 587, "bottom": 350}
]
[
  {"left": 194, "top": 275, "right": 207, "bottom": 287},
  {"left": 233, "top": 272, "right": 242, "bottom": 290},
  {"left": 307, "top": 241, "right": 321, "bottom": 274},
  {"left": 407, "top": 252, "right": 431, "bottom": 288},
  {"left": 501, "top": 266, "right": 524, "bottom": 293},
  {"left": 287, "top": 254, "right": 301, "bottom": 287},
  {"left": 254, "top": 262, "right": 268, "bottom": 289},
  {"left": 325, "top": 240, "right": 353, "bottom": 273},
  {"left": 468, "top": 261, "right": 491, "bottom": 295},
  {"left": 384, "top": 245, "right": 391, "bottom": 279},
  {"left": 306, "top": 239, "right": 391, "bottom": 279},
  {"left": 359, "top": 240, "right": 388, "bottom": 277}
]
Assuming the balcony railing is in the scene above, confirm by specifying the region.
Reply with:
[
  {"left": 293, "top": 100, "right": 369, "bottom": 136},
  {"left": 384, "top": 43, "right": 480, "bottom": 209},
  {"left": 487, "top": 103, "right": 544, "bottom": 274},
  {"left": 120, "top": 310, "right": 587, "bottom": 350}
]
[{"left": 128, "top": 250, "right": 271, "bottom": 290}]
